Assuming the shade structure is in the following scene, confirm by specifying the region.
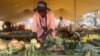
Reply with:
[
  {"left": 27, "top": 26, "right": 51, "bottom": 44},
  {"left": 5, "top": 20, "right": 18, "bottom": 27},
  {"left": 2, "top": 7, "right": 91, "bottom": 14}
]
[{"left": 0, "top": 0, "right": 100, "bottom": 22}]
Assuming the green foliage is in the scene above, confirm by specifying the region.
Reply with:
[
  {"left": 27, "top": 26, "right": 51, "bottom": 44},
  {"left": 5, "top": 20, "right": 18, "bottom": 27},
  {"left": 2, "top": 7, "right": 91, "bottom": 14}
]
[
  {"left": 74, "top": 43, "right": 93, "bottom": 53},
  {"left": 64, "top": 50, "right": 74, "bottom": 56},
  {"left": 43, "top": 35, "right": 64, "bottom": 49},
  {"left": 43, "top": 36, "right": 56, "bottom": 48},
  {"left": 55, "top": 36, "right": 64, "bottom": 45},
  {"left": 0, "top": 48, "right": 24, "bottom": 56}
]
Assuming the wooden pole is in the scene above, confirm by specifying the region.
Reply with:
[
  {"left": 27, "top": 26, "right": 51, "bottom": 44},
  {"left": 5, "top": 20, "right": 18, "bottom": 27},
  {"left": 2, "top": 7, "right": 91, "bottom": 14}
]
[{"left": 74, "top": 0, "right": 77, "bottom": 27}]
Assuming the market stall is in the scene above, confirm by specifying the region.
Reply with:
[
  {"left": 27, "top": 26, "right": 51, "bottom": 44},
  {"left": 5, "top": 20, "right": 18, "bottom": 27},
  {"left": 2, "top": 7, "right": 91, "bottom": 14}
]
[{"left": 0, "top": 0, "right": 100, "bottom": 56}]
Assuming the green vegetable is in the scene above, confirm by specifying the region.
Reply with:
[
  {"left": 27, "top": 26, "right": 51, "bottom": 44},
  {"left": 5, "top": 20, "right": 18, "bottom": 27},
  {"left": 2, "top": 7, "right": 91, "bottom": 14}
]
[{"left": 55, "top": 36, "right": 64, "bottom": 45}]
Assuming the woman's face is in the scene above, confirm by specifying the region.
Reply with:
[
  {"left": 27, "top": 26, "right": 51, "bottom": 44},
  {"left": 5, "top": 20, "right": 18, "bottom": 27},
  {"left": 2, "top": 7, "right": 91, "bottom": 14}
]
[{"left": 38, "top": 10, "right": 47, "bottom": 17}]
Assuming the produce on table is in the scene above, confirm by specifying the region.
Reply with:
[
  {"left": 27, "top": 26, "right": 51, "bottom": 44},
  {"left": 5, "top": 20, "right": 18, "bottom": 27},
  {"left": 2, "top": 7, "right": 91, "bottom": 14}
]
[
  {"left": 8, "top": 39, "right": 25, "bottom": 50},
  {"left": 19, "top": 41, "right": 25, "bottom": 49},
  {"left": 34, "top": 43, "right": 41, "bottom": 49},
  {"left": 47, "top": 45, "right": 64, "bottom": 51},
  {"left": 20, "top": 41, "right": 25, "bottom": 44},
  {"left": 25, "top": 44, "right": 30, "bottom": 49},
  {"left": 43, "top": 36, "right": 65, "bottom": 51},
  {"left": 30, "top": 38, "right": 41, "bottom": 49},
  {"left": 31, "top": 39, "right": 37, "bottom": 44},
  {"left": 0, "top": 39, "right": 7, "bottom": 51},
  {"left": 85, "top": 50, "right": 91, "bottom": 56},
  {"left": 55, "top": 36, "right": 64, "bottom": 45}
]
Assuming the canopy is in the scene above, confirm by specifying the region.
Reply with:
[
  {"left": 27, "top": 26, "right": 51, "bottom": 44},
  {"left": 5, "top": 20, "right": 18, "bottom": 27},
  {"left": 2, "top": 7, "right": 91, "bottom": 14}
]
[{"left": 0, "top": 0, "right": 100, "bottom": 23}]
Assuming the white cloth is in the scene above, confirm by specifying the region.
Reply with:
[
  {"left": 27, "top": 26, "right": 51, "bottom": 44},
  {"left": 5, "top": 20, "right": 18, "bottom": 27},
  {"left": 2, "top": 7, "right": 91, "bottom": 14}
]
[{"left": 59, "top": 20, "right": 66, "bottom": 27}]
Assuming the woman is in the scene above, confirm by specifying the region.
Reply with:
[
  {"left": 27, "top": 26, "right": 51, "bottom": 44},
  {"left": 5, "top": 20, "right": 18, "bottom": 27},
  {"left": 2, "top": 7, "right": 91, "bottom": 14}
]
[{"left": 32, "top": 1, "right": 55, "bottom": 43}]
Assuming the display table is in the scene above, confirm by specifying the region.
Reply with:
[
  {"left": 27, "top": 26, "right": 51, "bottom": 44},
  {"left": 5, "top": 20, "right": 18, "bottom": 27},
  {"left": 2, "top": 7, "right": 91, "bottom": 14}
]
[{"left": 0, "top": 30, "right": 33, "bottom": 41}]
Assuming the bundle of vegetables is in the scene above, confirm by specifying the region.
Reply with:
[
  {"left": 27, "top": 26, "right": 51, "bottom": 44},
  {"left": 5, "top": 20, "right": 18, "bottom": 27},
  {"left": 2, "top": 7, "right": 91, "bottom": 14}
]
[
  {"left": 93, "top": 38, "right": 100, "bottom": 43},
  {"left": 61, "top": 38, "right": 84, "bottom": 50},
  {"left": 74, "top": 43, "right": 93, "bottom": 53},
  {"left": 0, "top": 39, "right": 21, "bottom": 56},
  {"left": 24, "top": 39, "right": 40, "bottom": 56},
  {"left": 90, "top": 47, "right": 100, "bottom": 56},
  {"left": 24, "top": 50, "right": 55, "bottom": 56},
  {"left": 64, "top": 50, "right": 75, "bottom": 56},
  {"left": 64, "top": 43, "right": 100, "bottom": 56},
  {"left": 30, "top": 39, "right": 41, "bottom": 49},
  {"left": 63, "top": 41, "right": 78, "bottom": 50},
  {"left": 24, "top": 38, "right": 56, "bottom": 56},
  {"left": 74, "top": 43, "right": 100, "bottom": 56},
  {"left": 43, "top": 35, "right": 82, "bottom": 51},
  {"left": 43, "top": 36, "right": 65, "bottom": 51},
  {"left": 64, "top": 50, "right": 85, "bottom": 56},
  {"left": 0, "top": 48, "right": 25, "bottom": 56},
  {"left": 43, "top": 36, "right": 56, "bottom": 49}
]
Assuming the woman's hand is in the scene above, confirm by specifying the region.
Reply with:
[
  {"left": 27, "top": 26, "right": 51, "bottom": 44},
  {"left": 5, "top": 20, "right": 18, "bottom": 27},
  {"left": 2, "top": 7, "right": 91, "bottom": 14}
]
[{"left": 32, "top": 32, "right": 37, "bottom": 38}]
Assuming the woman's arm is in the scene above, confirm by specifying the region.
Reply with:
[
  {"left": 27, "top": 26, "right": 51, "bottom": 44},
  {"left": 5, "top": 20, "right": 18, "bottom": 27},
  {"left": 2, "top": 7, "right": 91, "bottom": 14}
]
[
  {"left": 49, "top": 12, "right": 56, "bottom": 37},
  {"left": 32, "top": 13, "right": 38, "bottom": 38}
]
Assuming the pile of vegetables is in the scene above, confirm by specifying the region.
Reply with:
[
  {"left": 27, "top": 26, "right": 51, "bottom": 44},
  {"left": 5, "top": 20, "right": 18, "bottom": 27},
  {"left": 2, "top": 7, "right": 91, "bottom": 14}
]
[
  {"left": 8, "top": 39, "right": 25, "bottom": 51},
  {"left": 30, "top": 39, "right": 41, "bottom": 49},
  {"left": 24, "top": 38, "right": 55, "bottom": 56},
  {"left": 0, "top": 39, "right": 7, "bottom": 51},
  {"left": 0, "top": 36, "right": 100, "bottom": 56},
  {"left": 43, "top": 36, "right": 65, "bottom": 51},
  {"left": 0, "top": 39, "right": 25, "bottom": 56}
]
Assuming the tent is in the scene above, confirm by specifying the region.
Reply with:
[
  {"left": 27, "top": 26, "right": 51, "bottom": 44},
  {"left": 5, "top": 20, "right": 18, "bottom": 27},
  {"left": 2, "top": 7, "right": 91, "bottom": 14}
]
[{"left": 0, "top": 0, "right": 100, "bottom": 23}]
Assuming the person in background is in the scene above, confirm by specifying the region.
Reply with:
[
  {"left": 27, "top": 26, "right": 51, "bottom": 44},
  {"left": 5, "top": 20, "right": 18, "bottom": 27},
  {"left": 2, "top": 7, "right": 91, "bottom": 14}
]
[
  {"left": 32, "top": 1, "right": 55, "bottom": 43},
  {"left": 58, "top": 16, "right": 66, "bottom": 28}
]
